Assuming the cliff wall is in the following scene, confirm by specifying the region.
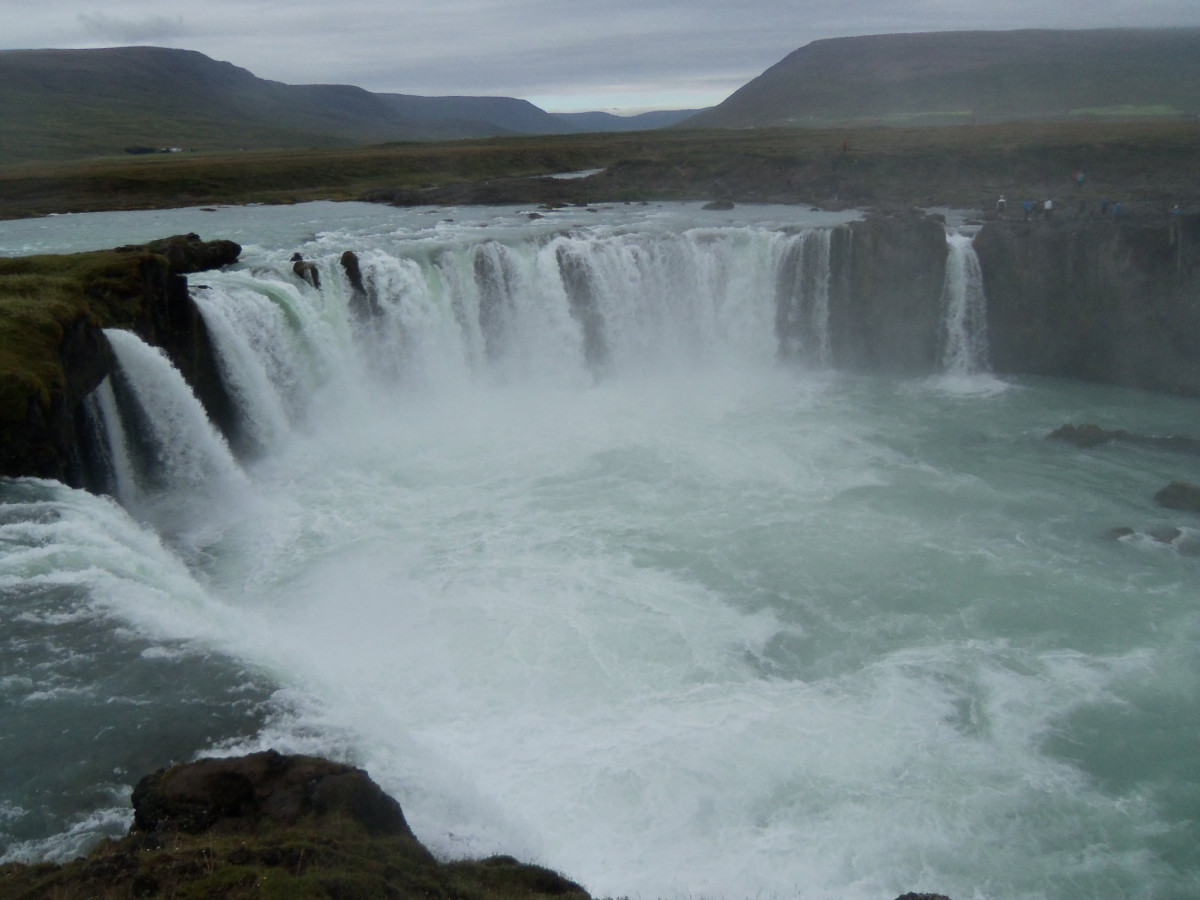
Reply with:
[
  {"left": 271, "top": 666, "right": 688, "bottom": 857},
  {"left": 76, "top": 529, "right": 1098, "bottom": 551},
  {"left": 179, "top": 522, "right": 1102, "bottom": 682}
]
[
  {"left": 974, "top": 214, "right": 1200, "bottom": 395},
  {"left": 0, "top": 234, "right": 240, "bottom": 483},
  {"left": 830, "top": 212, "right": 949, "bottom": 374}
]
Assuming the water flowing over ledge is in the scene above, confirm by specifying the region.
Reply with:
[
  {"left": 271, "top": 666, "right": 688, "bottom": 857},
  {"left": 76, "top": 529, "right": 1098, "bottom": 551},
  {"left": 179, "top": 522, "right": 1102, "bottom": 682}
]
[{"left": 2, "top": 203, "right": 1199, "bottom": 900}]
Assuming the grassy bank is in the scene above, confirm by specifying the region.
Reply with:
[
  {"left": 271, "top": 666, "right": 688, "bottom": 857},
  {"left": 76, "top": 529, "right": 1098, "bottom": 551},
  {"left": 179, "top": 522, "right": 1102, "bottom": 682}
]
[
  {"left": 2, "top": 120, "right": 1198, "bottom": 220},
  {"left": 0, "top": 818, "right": 591, "bottom": 900}
]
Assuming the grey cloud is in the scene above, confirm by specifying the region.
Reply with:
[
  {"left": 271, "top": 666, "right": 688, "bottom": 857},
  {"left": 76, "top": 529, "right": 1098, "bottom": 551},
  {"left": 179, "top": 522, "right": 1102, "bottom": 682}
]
[
  {"left": 77, "top": 11, "right": 189, "bottom": 43},
  {"left": 6, "top": 0, "right": 1198, "bottom": 111}
]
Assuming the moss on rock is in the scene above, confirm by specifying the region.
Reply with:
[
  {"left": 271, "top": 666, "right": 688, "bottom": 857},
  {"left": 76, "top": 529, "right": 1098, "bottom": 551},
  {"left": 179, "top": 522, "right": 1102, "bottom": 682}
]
[{"left": 0, "top": 234, "right": 240, "bottom": 482}]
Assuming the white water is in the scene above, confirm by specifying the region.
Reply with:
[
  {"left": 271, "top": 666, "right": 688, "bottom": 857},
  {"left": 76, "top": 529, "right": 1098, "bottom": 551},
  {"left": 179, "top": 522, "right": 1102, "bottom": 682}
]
[
  {"left": 2, "top": 203, "right": 1198, "bottom": 900},
  {"left": 775, "top": 227, "right": 834, "bottom": 365},
  {"left": 940, "top": 232, "right": 990, "bottom": 376}
]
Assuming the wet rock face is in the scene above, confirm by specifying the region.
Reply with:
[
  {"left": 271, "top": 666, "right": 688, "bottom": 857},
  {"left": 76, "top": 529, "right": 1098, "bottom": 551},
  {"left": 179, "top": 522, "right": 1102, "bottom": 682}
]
[
  {"left": 132, "top": 750, "right": 422, "bottom": 841},
  {"left": 827, "top": 212, "right": 949, "bottom": 374},
  {"left": 974, "top": 217, "right": 1200, "bottom": 396},
  {"left": 1154, "top": 481, "right": 1200, "bottom": 513}
]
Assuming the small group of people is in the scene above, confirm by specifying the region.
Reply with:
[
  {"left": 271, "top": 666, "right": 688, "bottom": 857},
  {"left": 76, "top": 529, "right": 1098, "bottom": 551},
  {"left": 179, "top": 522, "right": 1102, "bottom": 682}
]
[
  {"left": 994, "top": 183, "right": 1186, "bottom": 229},
  {"left": 996, "top": 195, "right": 1054, "bottom": 220}
]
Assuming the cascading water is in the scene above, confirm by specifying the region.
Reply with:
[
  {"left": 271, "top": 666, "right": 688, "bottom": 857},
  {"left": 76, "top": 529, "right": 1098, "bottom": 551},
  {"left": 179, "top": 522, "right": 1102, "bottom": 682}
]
[
  {"left": 82, "top": 377, "right": 140, "bottom": 508},
  {"left": 940, "top": 231, "right": 990, "bottom": 375},
  {"left": 101, "top": 329, "right": 245, "bottom": 493},
  {"left": 774, "top": 227, "right": 834, "bottom": 365},
  {"left": 2, "top": 203, "right": 1198, "bottom": 900}
]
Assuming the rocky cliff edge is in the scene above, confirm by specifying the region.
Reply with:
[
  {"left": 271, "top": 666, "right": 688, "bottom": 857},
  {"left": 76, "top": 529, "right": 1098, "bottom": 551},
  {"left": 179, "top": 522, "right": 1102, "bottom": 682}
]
[{"left": 0, "top": 234, "right": 240, "bottom": 483}]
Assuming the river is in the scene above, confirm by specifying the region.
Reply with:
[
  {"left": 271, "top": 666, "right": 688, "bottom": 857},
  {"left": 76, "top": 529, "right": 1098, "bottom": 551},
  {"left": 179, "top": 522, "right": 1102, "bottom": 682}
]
[{"left": 1, "top": 201, "right": 1196, "bottom": 899}]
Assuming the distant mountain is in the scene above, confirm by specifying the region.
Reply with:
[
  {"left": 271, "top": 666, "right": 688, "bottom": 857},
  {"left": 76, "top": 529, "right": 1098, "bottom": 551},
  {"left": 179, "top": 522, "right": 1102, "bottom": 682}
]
[
  {"left": 687, "top": 28, "right": 1200, "bottom": 129},
  {"left": 0, "top": 46, "right": 694, "bottom": 164}
]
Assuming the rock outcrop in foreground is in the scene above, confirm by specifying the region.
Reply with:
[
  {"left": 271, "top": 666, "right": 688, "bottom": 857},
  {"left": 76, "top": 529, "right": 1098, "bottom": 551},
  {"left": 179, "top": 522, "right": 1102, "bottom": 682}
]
[
  {"left": 0, "top": 751, "right": 954, "bottom": 900},
  {"left": 0, "top": 752, "right": 590, "bottom": 900}
]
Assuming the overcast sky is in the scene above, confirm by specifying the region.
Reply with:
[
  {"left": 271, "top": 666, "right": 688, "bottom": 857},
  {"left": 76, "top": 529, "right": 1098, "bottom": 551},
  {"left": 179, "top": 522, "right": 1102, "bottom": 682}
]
[{"left": 5, "top": 1, "right": 1199, "bottom": 113}]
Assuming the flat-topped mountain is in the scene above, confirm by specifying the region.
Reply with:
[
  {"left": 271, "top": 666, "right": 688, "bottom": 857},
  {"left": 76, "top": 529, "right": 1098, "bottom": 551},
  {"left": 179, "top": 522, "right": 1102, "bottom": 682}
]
[
  {"left": 687, "top": 28, "right": 1200, "bottom": 129},
  {"left": 0, "top": 46, "right": 695, "bottom": 164}
]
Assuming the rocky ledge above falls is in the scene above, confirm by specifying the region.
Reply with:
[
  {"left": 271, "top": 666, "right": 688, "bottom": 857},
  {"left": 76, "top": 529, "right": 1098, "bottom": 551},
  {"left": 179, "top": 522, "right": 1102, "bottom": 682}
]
[
  {"left": 974, "top": 213, "right": 1200, "bottom": 396},
  {"left": 0, "top": 234, "right": 241, "bottom": 484}
]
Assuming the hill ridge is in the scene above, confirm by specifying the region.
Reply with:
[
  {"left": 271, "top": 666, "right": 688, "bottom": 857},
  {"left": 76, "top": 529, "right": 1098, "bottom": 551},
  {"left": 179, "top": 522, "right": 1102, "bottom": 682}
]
[
  {"left": 687, "top": 27, "right": 1200, "bottom": 128},
  {"left": 0, "top": 45, "right": 693, "bottom": 164}
]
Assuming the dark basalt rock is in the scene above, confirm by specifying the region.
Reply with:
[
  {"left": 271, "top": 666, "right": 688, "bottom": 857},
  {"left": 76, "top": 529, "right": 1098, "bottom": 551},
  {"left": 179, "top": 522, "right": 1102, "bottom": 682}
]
[
  {"left": 291, "top": 254, "right": 322, "bottom": 289},
  {"left": 824, "top": 211, "right": 949, "bottom": 374},
  {"left": 975, "top": 216, "right": 1200, "bottom": 396},
  {"left": 132, "top": 750, "right": 421, "bottom": 842},
  {"left": 140, "top": 233, "right": 240, "bottom": 274},
  {"left": 341, "top": 249, "right": 384, "bottom": 320},
  {"left": 0, "top": 751, "right": 592, "bottom": 899},
  {"left": 1154, "top": 481, "right": 1200, "bottom": 512},
  {"left": 340, "top": 250, "right": 366, "bottom": 296},
  {"left": 1049, "top": 423, "right": 1117, "bottom": 448},
  {"left": 0, "top": 234, "right": 242, "bottom": 483},
  {"left": 1049, "top": 423, "right": 1200, "bottom": 455}
]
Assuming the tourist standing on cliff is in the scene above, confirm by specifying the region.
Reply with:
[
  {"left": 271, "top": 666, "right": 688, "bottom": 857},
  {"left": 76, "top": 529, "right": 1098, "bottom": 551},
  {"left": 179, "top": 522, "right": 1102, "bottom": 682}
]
[
  {"left": 997, "top": 195, "right": 1006, "bottom": 216},
  {"left": 1044, "top": 198, "right": 1053, "bottom": 218}
]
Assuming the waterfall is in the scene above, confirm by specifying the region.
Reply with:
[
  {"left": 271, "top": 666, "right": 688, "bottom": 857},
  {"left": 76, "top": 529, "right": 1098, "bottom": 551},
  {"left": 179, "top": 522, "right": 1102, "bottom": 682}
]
[
  {"left": 773, "top": 229, "right": 833, "bottom": 366},
  {"left": 102, "top": 329, "right": 246, "bottom": 497},
  {"left": 191, "top": 282, "right": 305, "bottom": 453},
  {"left": 940, "top": 232, "right": 990, "bottom": 374},
  {"left": 82, "top": 377, "right": 141, "bottom": 507},
  {"left": 189, "top": 227, "right": 811, "bottom": 405}
]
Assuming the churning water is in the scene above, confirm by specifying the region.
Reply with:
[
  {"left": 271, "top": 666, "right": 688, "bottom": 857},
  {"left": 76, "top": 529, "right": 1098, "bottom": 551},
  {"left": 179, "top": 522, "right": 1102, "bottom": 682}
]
[{"left": 1, "top": 203, "right": 1197, "bottom": 899}]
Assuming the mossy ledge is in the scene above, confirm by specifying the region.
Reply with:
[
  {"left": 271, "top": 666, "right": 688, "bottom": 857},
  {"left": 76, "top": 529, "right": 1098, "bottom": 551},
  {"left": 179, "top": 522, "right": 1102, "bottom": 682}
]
[{"left": 0, "top": 233, "right": 241, "bottom": 483}]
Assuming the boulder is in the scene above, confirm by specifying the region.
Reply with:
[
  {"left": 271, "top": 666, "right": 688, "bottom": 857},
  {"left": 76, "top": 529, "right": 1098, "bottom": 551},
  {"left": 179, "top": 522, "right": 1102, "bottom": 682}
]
[
  {"left": 1154, "top": 481, "right": 1200, "bottom": 512},
  {"left": 131, "top": 750, "right": 422, "bottom": 842},
  {"left": 140, "top": 233, "right": 241, "bottom": 274},
  {"left": 1049, "top": 423, "right": 1200, "bottom": 454},
  {"left": 292, "top": 255, "right": 321, "bottom": 289},
  {"left": 1049, "top": 423, "right": 1118, "bottom": 448}
]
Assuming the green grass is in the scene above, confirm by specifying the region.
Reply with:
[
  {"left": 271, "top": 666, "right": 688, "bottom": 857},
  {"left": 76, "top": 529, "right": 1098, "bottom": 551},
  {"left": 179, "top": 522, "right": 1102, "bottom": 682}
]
[
  {"left": 2, "top": 119, "right": 1199, "bottom": 220},
  {"left": 0, "top": 247, "right": 158, "bottom": 427},
  {"left": 0, "top": 817, "right": 590, "bottom": 900}
]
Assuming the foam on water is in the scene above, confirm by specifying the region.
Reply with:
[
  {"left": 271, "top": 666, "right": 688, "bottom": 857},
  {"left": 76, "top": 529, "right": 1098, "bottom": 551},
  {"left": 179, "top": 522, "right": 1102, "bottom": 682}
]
[{"left": 1, "top": 203, "right": 1198, "bottom": 899}]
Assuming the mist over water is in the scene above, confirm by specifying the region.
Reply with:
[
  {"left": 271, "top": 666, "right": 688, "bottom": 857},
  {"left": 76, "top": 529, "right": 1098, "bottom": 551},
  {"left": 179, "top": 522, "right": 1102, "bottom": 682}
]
[{"left": 1, "top": 204, "right": 1198, "bottom": 899}]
